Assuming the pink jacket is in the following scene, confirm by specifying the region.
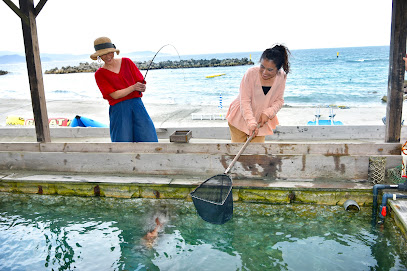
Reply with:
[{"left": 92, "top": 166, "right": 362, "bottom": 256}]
[{"left": 226, "top": 66, "right": 286, "bottom": 136}]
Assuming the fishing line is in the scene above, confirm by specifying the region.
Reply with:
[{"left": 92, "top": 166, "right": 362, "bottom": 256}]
[{"left": 144, "top": 44, "right": 186, "bottom": 81}]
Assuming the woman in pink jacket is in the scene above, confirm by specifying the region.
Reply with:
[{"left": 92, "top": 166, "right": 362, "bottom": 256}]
[{"left": 226, "top": 45, "right": 291, "bottom": 143}]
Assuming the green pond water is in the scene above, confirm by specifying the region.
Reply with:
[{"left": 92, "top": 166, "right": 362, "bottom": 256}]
[{"left": 0, "top": 192, "right": 406, "bottom": 271}]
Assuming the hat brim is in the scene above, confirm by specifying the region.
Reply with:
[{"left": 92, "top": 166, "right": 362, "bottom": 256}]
[{"left": 90, "top": 48, "right": 120, "bottom": 60}]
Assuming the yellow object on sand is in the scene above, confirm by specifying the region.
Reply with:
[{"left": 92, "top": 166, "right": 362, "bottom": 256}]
[
  {"left": 6, "top": 116, "right": 25, "bottom": 126},
  {"left": 6, "top": 116, "right": 71, "bottom": 126},
  {"left": 206, "top": 73, "right": 226, "bottom": 78}
]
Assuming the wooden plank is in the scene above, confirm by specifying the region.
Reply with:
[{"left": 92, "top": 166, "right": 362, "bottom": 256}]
[
  {"left": 0, "top": 151, "right": 401, "bottom": 180},
  {"left": 0, "top": 141, "right": 399, "bottom": 155},
  {"left": 2, "top": 125, "right": 407, "bottom": 141},
  {"left": 19, "top": 0, "right": 50, "bottom": 142},
  {"left": 385, "top": 0, "right": 407, "bottom": 142}
]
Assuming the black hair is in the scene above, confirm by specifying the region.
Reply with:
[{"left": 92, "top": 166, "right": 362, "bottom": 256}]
[{"left": 260, "top": 44, "right": 291, "bottom": 74}]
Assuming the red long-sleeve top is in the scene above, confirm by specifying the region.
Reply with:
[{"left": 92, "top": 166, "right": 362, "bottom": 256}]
[{"left": 95, "top": 57, "right": 145, "bottom": 106}]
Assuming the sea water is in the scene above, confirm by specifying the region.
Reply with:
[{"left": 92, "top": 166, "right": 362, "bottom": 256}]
[
  {"left": 0, "top": 46, "right": 390, "bottom": 108},
  {"left": 0, "top": 193, "right": 406, "bottom": 270}
]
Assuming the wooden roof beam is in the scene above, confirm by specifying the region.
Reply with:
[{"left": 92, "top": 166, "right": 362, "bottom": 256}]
[
  {"left": 34, "top": 0, "right": 47, "bottom": 16},
  {"left": 3, "top": 0, "right": 29, "bottom": 25}
]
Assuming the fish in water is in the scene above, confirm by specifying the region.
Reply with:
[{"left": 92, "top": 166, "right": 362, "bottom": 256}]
[{"left": 143, "top": 217, "right": 163, "bottom": 248}]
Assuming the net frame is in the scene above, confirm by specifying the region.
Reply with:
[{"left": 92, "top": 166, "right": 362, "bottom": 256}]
[
  {"left": 190, "top": 174, "right": 233, "bottom": 224},
  {"left": 191, "top": 174, "right": 233, "bottom": 205},
  {"left": 190, "top": 125, "right": 258, "bottom": 225}
]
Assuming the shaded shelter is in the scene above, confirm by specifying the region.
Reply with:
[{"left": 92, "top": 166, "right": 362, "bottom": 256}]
[{"left": 1, "top": 0, "right": 407, "bottom": 143}]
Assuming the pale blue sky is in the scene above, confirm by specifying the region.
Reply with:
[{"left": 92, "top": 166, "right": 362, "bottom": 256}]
[{"left": 1, "top": 0, "right": 393, "bottom": 55}]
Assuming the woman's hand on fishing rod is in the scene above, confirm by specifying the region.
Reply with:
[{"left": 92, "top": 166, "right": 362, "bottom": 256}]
[
  {"left": 134, "top": 82, "right": 146, "bottom": 92},
  {"left": 109, "top": 82, "right": 146, "bottom": 99}
]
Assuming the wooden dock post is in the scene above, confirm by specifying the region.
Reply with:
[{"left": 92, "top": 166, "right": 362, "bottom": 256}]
[
  {"left": 385, "top": 0, "right": 407, "bottom": 143},
  {"left": 4, "top": 0, "right": 50, "bottom": 142},
  {"left": 19, "top": 0, "right": 50, "bottom": 142}
]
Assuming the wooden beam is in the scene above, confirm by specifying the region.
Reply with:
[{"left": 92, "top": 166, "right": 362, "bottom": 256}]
[
  {"left": 3, "top": 0, "right": 29, "bottom": 25},
  {"left": 19, "top": 0, "right": 50, "bottom": 143},
  {"left": 385, "top": 0, "right": 407, "bottom": 143},
  {"left": 34, "top": 0, "right": 47, "bottom": 16}
]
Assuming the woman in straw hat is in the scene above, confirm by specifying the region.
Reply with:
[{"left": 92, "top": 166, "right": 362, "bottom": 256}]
[{"left": 91, "top": 37, "right": 158, "bottom": 142}]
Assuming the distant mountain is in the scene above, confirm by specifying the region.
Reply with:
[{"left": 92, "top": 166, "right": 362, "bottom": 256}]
[
  {"left": 125, "top": 51, "right": 157, "bottom": 58},
  {"left": 123, "top": 51, "right": 173, "bottom": 61},
  {"left": 40, "top": 53, "right": 88, "bottom": 60},
  {"left": 0, "top": 54, "right": 58, "bottom": 63},
  {"left": 0, "top": 51, "right": 21, "bottom": 56},
  {"left": 0, "top": 51, "right": 165, "bottom": 64},
  {"left": 0, "top": 54, "right": 25, "bottom": 64},
  {"left": 39, "top": 51, "right": 164, "bottom": 61}
]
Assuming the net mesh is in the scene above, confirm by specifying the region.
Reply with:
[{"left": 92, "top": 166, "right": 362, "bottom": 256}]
[
  {"left": 387, "top": 165, "right": 404, "bottom": 184},
  {"left": 190, "top": 174, "right": 233, "bottom": 225},
  {"left": 368, "top": 156, "right": 386, "bottom": 184}
]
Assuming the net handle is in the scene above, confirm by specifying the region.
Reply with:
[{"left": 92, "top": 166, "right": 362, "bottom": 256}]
[{"left": 224, "top": 124, "right": 260, "bottom": 174}]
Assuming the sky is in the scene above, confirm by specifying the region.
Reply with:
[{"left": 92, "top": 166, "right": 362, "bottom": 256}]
[{"left": 0, "top": 0, "right": 393, "bottom": 56}]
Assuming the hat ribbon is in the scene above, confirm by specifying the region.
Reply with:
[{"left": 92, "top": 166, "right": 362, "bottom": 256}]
[{"left": 94, "top": 42, "right": 116, "bottom": 51}]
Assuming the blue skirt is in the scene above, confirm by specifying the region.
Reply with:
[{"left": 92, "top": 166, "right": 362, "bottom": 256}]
[{"left": 109, "top": 98, "right": 158, "bottom": 142}]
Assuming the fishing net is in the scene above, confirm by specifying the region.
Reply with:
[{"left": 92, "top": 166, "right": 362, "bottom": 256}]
[
  {"left": 387, "top": 165, "right": 404, "bottom": 184},
  {"left": 368, "top": 156, "right": 386, "bottom": 184},
  {"left": 190, "top": 174, "right": 233, "bottom": 225},
  {"left": 387, "top": 141, "right": 407, "bottom": 184}
]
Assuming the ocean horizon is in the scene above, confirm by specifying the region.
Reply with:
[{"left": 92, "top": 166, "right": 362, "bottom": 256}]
[{"left": 0, "top": 45, "right": 391, "bottom": 108}]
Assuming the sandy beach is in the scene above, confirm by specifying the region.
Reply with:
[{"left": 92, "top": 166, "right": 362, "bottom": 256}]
[{"left": 0, "top": 98, "right": 405, "bottom": 128}]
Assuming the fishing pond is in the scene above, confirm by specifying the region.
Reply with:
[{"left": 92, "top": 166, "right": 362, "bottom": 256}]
[{"left": 0, "top": 193, "right": 406, "bottom": 270}]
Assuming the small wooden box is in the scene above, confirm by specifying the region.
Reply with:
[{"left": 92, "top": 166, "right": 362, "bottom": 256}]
[{"left": 170, "top": 130, "right": 192, "bottom": 143}]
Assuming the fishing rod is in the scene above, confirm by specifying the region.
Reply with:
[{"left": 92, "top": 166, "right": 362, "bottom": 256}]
[{"left": 143, "top": 44, "right": 185, "bottom": 81}]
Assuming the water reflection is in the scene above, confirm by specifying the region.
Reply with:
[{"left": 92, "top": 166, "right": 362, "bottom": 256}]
[
  {"left": 273, "top": 235, "right": 376, "bottom": 270},
  {"left": 152, "top": 230, "right": 243, "bottom": 270}
]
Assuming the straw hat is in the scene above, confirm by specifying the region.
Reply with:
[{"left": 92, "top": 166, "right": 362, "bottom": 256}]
[{"left": 90, "top": 37, "right": 120, "bottom": 60}]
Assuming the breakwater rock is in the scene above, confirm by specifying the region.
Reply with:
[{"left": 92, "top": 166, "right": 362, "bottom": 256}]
[
  {"left": 45, "top": 62, "right": 102, "bottom": 74},
  {"left": 135, "top": 58, "right": 254, "bottom": 70},
  {"left": 0, "top": 70, "right": 8, "bottom": 76},
  {"left": 44, "top": 58, "right": 254, "bottom": 74}
]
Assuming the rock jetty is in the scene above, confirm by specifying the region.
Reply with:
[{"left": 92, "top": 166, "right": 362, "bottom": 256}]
[
  {"left": 0, "top": 70, "right": 8, "bottom": 76},
  {"left": 44, "top": 58, "right": 254, "bottom": 74},
  {"left": 136, "top": 58, "right": 254, "bottom": 70},
  {"left": 45, "top": 62, "right": 101, "bottom": 74}
]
